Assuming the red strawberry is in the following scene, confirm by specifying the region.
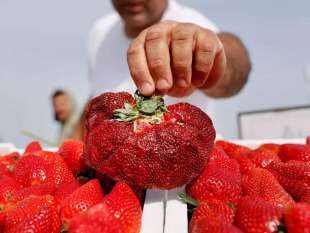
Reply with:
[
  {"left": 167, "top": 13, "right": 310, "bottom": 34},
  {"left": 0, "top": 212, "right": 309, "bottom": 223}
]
[
  {"left": 247, "top": 148, "right": 281, "bottom": 168},
  {"left": 278, "top": 144, "right": 310, "bottom": 162},
  {"left": 189, "top": 199, "right": 234, "bottom": 233},
  {"left": 208, "top": 146, "right": 229, "bottom": 161},
  {"left": 236, "top": 157, "right": 256, "bottom": 175},
  {"left": 258, "top": 143, "right": 280, "bottom": 154},
  {"left": 54, "top": 180, "right": 82, "bottom": 206},
  {"left": 0, "top": 163, "right": 11, "bottom": 177},
  {"left": 24, "top": 141, "right": 42, "bottom": 154},
  {"left": 267, "top": 160, "right": 310, "bottom": 201},
  {"left": 4, "top": 195, "right": 60, "bottom": 233},
  {"left": 9, "top": 183, "right": 57, "bottom": 204},
  {"left": 307, "top": 136, "right": 310, "bottom": 145},
  {"left": 84, "top": 91, "right": 135, "bottom": 131},
  {"left": 242, "top": 168, "right": 295, "bottom": 209},
  {"left": 191, "top": 220, "right": 242, "bottom": 233},
  {"left": 0, "top": 152, "right": 20, "bottom": 175},
  {"left": 215, "top": 140, "right": 251, "bottom": 160},
  {"left": 84, "top": 92, "right": 215, "bottom": 189},
  {"left": 101, "top": 182, "right": 142, "bottom": 233},
  {"left": 13, "top": 153, "right": 74, "bottom": 187},
  {"left": 235, "top": 196, "right": 284, "bottom": 233},
  {"left": 59, "top": 139, "right": 86, "bottom": 175},
  {"left": 6, "top": 206, "right": 59, "bottom": 233},
  {"left": 284, "top": 202, "right": 310, "bottom": 233},
  {"left": 13, "top": 154, "right": 50, "bottom": 186},
  {"left": 301, "top": 191, "right": 310, "bottom": 203},
  {"left": 60, "top": 179, "right": 104, "bottom": 225},
  {"left": 68, "top": 202, "right": 123, "bottom": 233},
  {"left": 186, "top": 156, "right": 242, "bottom": 205},
  {"left": 0, "top": 176, "right": 21, "bottom": 205}
]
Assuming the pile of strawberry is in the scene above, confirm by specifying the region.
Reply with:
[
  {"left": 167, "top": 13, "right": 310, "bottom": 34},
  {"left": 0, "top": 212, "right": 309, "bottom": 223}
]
[
  {"left": 182, "top": 137, "right": 310, "bottom": 233},
  {"left": 0, "top": 140, "right": 142, "bottom": 233}
]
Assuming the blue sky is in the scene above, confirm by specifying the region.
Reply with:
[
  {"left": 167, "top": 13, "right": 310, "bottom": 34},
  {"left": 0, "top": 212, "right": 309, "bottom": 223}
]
[{"left": 0, "top": 0, "right": 310, "bottom": 146}]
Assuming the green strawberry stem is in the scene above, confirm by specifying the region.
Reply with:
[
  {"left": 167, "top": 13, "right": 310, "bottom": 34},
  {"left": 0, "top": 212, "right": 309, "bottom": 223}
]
[
  {"left": 178, "top": 192, "right": 199, "bottom": 207},
  {"left": 113, "top": 90, "right": 167, "bottom": 124},
  {"left": 278, "top": 222, "right": 287, "bottom": 233}
]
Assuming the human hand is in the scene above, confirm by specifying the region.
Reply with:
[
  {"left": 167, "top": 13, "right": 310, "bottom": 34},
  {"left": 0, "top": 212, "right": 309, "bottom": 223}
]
[{"left": 127, "top": 20, "right": 226, "bottom": 97}]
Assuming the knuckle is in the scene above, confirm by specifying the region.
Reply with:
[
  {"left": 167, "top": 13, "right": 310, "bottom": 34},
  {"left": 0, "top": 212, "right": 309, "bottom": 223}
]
[
  {"left": 149, "top": 59, "right": 165, "bottom": 70},
  {"left": 145, "top": 28, "right": 164, "bottom": 42},
  {"left": 127, "top": 41, "right": 142, "bottom": 57},
  {"left": 172, "top": 25, "right": 194, "bottom": 41}
]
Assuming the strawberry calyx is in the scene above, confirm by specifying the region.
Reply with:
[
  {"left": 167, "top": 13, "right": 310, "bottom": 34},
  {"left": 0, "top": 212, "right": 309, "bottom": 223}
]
[{"left": 113, "top": 90, "right": 168, "bottom": 128}]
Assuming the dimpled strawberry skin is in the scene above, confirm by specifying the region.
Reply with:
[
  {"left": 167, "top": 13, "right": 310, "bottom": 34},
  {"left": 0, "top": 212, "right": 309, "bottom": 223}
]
[{"left": 84, "top": 92, "right": 215, "bottom": 189}]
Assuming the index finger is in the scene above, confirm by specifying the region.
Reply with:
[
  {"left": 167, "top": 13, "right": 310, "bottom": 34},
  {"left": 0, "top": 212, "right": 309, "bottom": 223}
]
[{"left": 127, "top": 32, "right": 155, "bottom": 96}]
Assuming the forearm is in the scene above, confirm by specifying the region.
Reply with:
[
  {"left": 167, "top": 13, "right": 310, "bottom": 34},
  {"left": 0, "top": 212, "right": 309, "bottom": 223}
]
[{"left": 203, "top": 32, "right": 251, "bottom": 98}]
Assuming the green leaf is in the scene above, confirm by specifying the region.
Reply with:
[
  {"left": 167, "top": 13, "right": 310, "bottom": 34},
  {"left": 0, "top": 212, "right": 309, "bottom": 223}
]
[{"left": 178, "top": 192, "right": 199, "bottom": 207}]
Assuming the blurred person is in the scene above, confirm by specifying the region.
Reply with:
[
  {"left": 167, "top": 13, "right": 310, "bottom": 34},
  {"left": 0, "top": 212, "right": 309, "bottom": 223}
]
[
  {"left": 52, "top": 90, "right": 80, "bottom": 145},
  {"left": 73, "top": 0, "right": 251, "bottom": 139}
]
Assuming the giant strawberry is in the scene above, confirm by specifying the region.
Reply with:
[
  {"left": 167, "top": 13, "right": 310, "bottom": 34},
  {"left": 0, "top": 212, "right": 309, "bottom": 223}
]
[{"left": 84, "top": 91, "right": 215, "bottom": 189}]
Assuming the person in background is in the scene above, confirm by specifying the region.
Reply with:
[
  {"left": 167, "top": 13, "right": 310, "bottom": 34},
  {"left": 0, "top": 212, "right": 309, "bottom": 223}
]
[
  {"left": 52, "top": 90, "right": 79, "bottom": 145},
  {"left": 73, "top": 0, "right": 251, "bottom": 139}
]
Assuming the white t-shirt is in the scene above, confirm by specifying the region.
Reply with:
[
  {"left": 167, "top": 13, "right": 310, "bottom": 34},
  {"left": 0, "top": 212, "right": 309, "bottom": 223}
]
[{"left": 88, "top": 0, "right": 219, "bottom": 117}]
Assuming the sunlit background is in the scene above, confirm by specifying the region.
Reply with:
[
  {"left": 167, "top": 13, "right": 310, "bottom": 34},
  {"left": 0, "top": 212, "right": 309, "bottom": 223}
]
[{"left": 1, "top": 0, "right": 310, "bottom": 147}]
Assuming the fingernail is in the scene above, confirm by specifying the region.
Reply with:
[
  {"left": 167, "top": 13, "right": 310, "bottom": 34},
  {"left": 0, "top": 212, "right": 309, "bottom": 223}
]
[
  {"left": 176, "top": 79, "right": 188, "bottom": 88},
  {"left": 141, "top": 82, "right": 153, "bottom": 95},
  {"left": 156, "top": 79, "right": 170, "bottom": 90}
]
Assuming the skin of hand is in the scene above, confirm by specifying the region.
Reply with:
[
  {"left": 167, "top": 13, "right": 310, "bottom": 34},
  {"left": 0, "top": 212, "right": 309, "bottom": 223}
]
[{"left": 127, "top": 20, "right": 251, "bottom": 98}]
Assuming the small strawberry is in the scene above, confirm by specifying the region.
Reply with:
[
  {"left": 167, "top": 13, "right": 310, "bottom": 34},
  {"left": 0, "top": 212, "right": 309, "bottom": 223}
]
[
  {"left": 13, "top": 154, "right": 50, "bottom": 186},
  {"left": 54, "top": 180, "right": 82, "bottom": 206},
  {"left": 59, "top": 139, "right": 86, "bottom": 175},
  {"left": 189, "top": 199, "right": 235, "bottom": 233},
  {"left": 301, "top": 191, "right": 310, "bottom": 203},
  {"left": 236, "top": 157, "right": 256, "bottom": 175},
  {"left": 267, "top": 160, "right": 310, "bottom": 201},
  {"left": 0, "top": 176, "right": 21, "bottom": 205},
  {"left": 9, "top": 183, "right": 57, "bottom": 204},
  {"left": 4, "top": 195, "right": 60, "bottom": 233},
  {"left": 215, "top": 140, "right": 251, "bottom": 160},
  {"left": 186, "top": 155, "right": 242, "bottom": 205},
  {"left": 191, "top": 220, "right": 242, "bottom": 233},
  {"left": 102, "top": 182, "right": 142, "bottom": 233},
  {"left": 68, "top": 202, "right": 123, "bottom": 233},
  {"left": 13, "top": 153, "right": 74, "bottom": 187},
  {"left": 247, "top": 148, "right": 281, "bottom": 168},
  {"left": 235, "top": 196, "right": 284, "bottom": 233},
  {"left": 60, "top": 179, "right": 104, "bottom": 225},
  {"left": 278, "top": 144, "right": 310, "bottom": 162},
  {"left": 242, "top": 168, "right": 295, "bottom": 209},
  {"left": 0, "top": 163, "right": 11, "bottom": 176},
  {"left": 0, "top": 152, "right": 20, "bottom": 175},
  {"left": 258, "top": 143, "right": 280, "bottom": 154},
  {"left": 284, "top": 202, "right": 310, "bottom": 233},
  {"left": 24, "top": 141, "right": 42, "bottom": 154},
  {"left": 6, "top": 206, "right": 59, "bottom": 233}
]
